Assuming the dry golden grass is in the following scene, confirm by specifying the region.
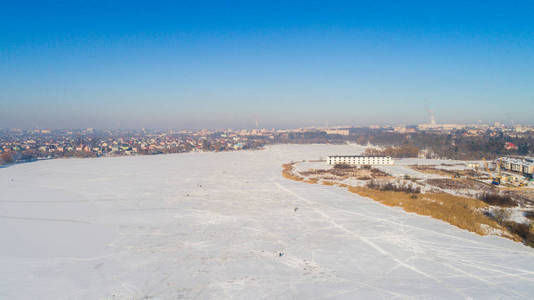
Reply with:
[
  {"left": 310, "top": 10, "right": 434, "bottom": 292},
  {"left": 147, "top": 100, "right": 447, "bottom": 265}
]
[
  {"left": 282, "top": 163, "right": 304, "bottom": 181},
  {"left": 346, "top": 186, "right": 519, "bottom": 239},
  {"left": 305, "top": 178, "right": 319, "bottom": 184},
  {"left": 321, "top": 180, "right": 337, "bottom": 186}
]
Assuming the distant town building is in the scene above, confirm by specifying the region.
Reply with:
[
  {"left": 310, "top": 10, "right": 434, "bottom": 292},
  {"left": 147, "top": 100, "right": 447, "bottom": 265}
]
[
  {"left": 324, "top": 129, "right": 350, "bottom": 136},
  {"left": 504, "top": 142, "right": 518, "bottom": 150},
  {"left": 327, "top": 155, "right": 393, "bottom": 166},
  {"left": 467, "top": 162, "right": 481, "bottom": 169},
  {"left": 393, "top": 126, "right": 415, "bottom": 134},
  {"left": 417, "top": 123, "right": 467, "bottom": 131}
]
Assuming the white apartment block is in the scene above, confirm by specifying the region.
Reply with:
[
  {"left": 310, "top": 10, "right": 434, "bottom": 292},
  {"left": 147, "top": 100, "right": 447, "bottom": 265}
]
[
  {"left": 327, "top": 155, "right": 393, "bottom": 166},
  {"left": 497, "top": 157, "right": 534, "bottom": 176}
]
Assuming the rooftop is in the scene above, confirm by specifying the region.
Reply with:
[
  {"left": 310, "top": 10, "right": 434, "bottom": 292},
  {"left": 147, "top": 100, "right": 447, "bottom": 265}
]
[
  {"left": 327, "top": 155, "right": 391, "bottom": 158},
  {"left": 498, "top": 157, "right": 534, "bottom": 167}
]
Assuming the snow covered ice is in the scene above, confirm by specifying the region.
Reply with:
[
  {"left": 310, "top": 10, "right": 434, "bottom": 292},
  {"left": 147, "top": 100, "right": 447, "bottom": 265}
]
[{"left": 1, "top": 144, "right": 534, "bottom": 299}]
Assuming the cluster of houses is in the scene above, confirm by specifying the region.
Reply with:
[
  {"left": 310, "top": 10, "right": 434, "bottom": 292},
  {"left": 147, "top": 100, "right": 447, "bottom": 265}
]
[{"left": 0, "top": 129, "right": 272, "bottom": 163}]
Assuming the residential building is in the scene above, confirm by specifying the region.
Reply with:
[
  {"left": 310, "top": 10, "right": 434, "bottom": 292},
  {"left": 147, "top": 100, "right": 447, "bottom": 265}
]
[
  {"left": 327, "top": 155, "right": 393, "bottom": 166},
  {"left": 497, "top": 157, "right": 534, "bottom": 176}
]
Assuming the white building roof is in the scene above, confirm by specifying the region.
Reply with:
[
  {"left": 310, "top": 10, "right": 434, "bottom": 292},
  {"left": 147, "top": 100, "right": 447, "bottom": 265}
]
[
  {"left": 498, "top": 157, "right": 534, "bottom": 167},
  {"left": 327, "top": 155, "right": 391, "bottom": 158}
]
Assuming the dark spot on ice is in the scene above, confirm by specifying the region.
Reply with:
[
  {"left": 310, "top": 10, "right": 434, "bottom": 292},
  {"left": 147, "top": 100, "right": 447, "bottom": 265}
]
[{"left": 93, "top": 262, "right": 104, "bottom": 269}]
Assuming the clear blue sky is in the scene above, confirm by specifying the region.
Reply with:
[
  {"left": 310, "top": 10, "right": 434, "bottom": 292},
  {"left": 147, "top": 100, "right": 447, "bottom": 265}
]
[{"left": 1, "top": 1, "right": 533, "bottom": 129}]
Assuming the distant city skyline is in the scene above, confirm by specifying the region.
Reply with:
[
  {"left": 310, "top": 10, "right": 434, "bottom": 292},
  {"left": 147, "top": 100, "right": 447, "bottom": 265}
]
[{"left": 1, "top": 1, "right": 533, "bottom": 129}]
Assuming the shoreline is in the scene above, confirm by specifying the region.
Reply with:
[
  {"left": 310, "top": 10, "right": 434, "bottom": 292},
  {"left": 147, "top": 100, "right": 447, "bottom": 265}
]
[{"left": 282, "top": 161, "right": 526, "bottom": 245}]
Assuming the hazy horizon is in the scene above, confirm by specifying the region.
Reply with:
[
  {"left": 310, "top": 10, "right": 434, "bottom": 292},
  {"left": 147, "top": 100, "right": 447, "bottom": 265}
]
[{"left": 2, "top": 1, "right": 533, "bottom": 128}]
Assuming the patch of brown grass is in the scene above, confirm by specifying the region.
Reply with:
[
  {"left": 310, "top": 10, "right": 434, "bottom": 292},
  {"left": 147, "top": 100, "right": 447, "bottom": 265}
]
[
  {"left": 305, "top": 178, "right": 319, "bottom": 184},
  {"left": 524, "top": 211, "right": 534, "bottom": 221},
  {"left": 478, "top": 192, "right": 516, "bottom": 207},
  {"left": 282, "top": 163, "right": 304, "bottom": 181},
  {"left": 502, "top": 221, "right": 534, "bottom": 247},
  {"left": 347, "top": 186, "right": 519, "bottom": 240},
  {"left": 321, "top": 180, "right": 336, "bottom": 186}
]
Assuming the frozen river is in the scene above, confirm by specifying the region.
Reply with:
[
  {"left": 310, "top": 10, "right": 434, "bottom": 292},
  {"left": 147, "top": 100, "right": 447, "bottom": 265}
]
[{"left": 1, "top": 144, "right": 533, "bottom": 299}]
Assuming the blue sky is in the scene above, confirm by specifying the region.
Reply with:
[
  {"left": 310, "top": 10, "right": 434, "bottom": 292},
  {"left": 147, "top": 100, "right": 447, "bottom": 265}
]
[{"left": 1, "top": 1, "right": 533, "bottom": 129}]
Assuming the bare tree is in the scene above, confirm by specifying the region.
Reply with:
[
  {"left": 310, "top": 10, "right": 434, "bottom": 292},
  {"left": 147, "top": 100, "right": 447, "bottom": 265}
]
[{"left": 1, "top": 152, "right": 14, "bottom": 164}]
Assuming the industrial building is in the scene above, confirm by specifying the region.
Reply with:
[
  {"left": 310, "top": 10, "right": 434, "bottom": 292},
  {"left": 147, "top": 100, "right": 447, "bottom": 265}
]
[
  {"left": 327, "top": 155, "right": 393, "bottom": 166},
  {"left": 496, "top": 157, "right": 534, "bottom": 177}
]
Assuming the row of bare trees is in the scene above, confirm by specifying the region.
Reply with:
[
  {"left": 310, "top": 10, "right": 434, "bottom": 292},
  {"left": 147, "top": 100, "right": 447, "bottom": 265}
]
[
  {"left": 363, "top": 145, "right": 420, "bottom": 158},
  {"left": 0, "top": 152, "right": 14, "bottom": 165},
  {"left": 366, "top": 179, "right": 421, "bottom": 193}
]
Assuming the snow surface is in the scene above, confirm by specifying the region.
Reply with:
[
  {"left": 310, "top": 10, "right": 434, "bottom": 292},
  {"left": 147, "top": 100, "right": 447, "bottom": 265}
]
[
  {"left": 377, "top": 158, "right": 471, "bottom": 180},
  {"left": 435, "top": 164, "right": 470, "bottom": 171},
  {"left": 394, "top": 158, "right": 468, "bottom": 166},
  {"left": 1, "top": 144, "right": 534, "bottom": 299},
  {"left": 376, "top": 165, "right": 446, "bottom": 179}
]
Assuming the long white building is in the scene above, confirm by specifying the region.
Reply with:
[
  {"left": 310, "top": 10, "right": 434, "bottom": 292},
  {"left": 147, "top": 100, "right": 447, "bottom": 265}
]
[{"left": 327, "top": 155, "right": 393, "bottom": 166}]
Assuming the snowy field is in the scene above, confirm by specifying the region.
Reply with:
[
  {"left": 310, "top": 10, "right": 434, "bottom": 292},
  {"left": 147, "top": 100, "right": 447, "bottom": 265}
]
[{"left": 1, "top": 144, "right": 534, "bottom": 299}]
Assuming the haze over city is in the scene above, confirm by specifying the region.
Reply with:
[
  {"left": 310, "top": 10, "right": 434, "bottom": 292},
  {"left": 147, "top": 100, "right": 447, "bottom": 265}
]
[{"left": 1, "top": 1, "right": 534, "bottom": 129}]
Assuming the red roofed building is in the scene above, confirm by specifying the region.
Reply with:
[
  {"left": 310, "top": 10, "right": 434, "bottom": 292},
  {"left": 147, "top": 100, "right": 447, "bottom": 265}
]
[{"left": 504, "top": 142, "right": 518, "bottom": 150}]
